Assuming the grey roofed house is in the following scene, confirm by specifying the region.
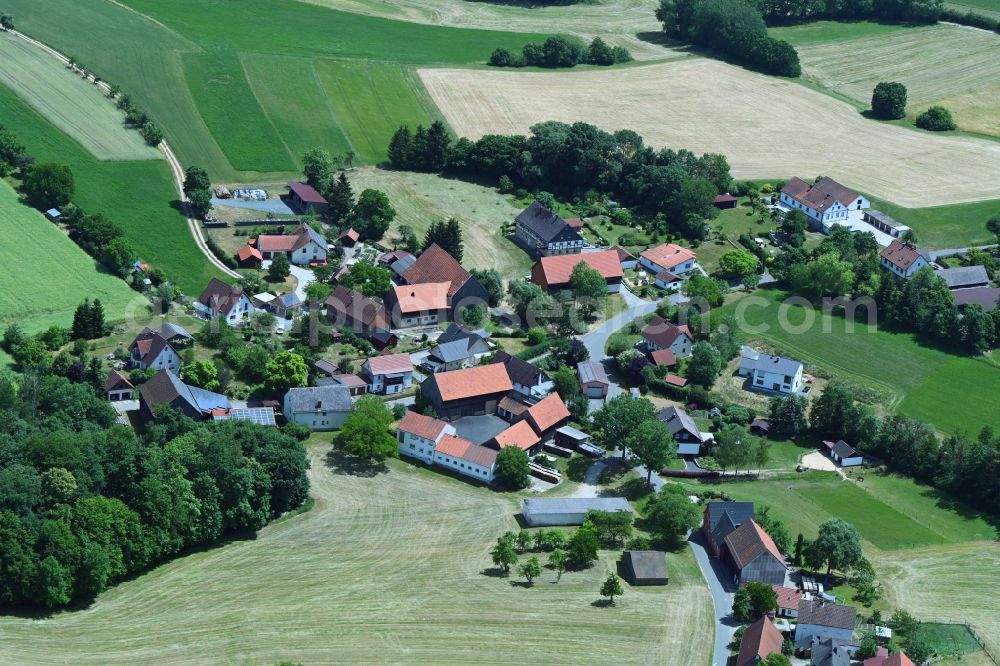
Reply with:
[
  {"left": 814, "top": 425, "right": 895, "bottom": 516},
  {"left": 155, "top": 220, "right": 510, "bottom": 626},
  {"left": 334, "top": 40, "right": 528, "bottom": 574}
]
[
  {"left": 155, "top": 322, "right": 193, "bottom": 345},
  {"left": 739, "top": 346, "right": 803, "bottom": 377},
  {"left": 276, "top": 292, "right": 303, "bottom": 309},
  {"left": 438, "top": 322, "right": 490, "bottom": 346},
  {"left": 809, "top": 637, "right": 857, "bottom": 666},
  {"left": 620, "top": 550, "right": 669, "bottom": 586},
  {"left": 284, "top": 385, "right": 353, "bottom": 415},
  {"left": 490, "top": 351, "right": 549, "bottom": 388},
  {"left": 954, "top": 286, "right": 1000, "bottom": 312},
  {"left": 829, "top": 439, "right": 858, "bottom": 460},
  {"left": 314, "top": 359, "right": 339, "bottom": 377},
  {"left": 797, "top": 599, "right": 857, "bottom": 631},
  {"left": 864, "top": 209, "right": 909, "bottom": 231},
  {"left": 658, "top": 406, "right": 702, "bottom": 441},
  {"left": 516, "top": 201, "right": 583, "bottom": 245},
  {"left": 936, "top": 265, "right": 990, "bottom": 290},
  {"left": 522, "top": 497, "right": 633, "bottom": 526},
  {"left": 432, "top": 339, "right": 476, "bottom": 364},
  {"left": 139, "top": 369, "right": 229, "bottom": 421}
]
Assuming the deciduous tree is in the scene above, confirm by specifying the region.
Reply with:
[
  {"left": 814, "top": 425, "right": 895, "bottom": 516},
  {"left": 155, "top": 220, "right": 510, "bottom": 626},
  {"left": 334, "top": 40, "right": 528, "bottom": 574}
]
[
  {"left": 600, "top": 572, "right": 624, "bottom": 605},
  {"left": 338, "top": 396, "right": 397, "bottom": 461}
]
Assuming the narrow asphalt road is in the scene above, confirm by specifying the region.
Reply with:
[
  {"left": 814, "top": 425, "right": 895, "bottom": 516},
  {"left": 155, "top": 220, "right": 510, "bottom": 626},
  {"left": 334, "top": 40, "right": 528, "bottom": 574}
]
[
  {"left": 580, "top": 289, "right": 657, "bottom": 362},
  {"left": 689, "top": 530, "right": 740, "bottom": 666},
  {"left": 927, "top": 244, "right": 997, "bottom": 260}
]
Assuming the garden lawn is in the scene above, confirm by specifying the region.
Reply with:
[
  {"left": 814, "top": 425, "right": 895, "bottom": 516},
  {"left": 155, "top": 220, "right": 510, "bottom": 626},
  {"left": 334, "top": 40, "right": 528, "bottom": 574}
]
[
  {"left": 0, "top": 181, "right": 141, "bottom": 333},
  {"left": 0, "top": 443, "right": 714, "bottom": 665},
  {"left": 0, "top": 33, "right": 160, "bottom": 161},
  {"left": 0, "top": 84, "right": 223, "bottom": 295},
  {"left": 2, "top": 0, "right": 554, "bottom": 179},
  {"left": 714, "top": 288, "right": 1000, "bottom": 433}
]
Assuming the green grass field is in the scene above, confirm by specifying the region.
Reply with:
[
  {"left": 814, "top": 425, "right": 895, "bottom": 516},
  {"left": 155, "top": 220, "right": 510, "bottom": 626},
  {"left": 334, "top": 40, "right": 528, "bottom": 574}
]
[
  {"left": 770, "top": 20, "right": 916, "bottom": 46},
  {"left": 715, "top": 289, "right": 1000, "bottom": 433},
  {"left": 0, "top": 443, "right": 714, "bottom": 665},
  {"left": 866, "top": 194, "right": 999, "bottom": 249},
  {"left": 2, "top": 0, "right": 555, "bottom": 180},
  {"left": 0, "top": 33, "right": 160, "bottom": 162},
  {"left": 0, "top": 181, "right": 142, "bottom": 333},
  {"left": 0, "top": 84, "right": 223, "bottom": 295}
]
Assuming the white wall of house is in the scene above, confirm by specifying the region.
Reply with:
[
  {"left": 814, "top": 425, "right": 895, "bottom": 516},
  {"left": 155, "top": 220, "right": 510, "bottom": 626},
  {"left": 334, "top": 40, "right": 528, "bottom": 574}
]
[
  {"left": 749, "top": 367, "right": 803, "bottom": 394},
  {"left": 640, "top": 257, "right": 697, "bottom": 277},
  {"left": 397, "top": 429, "right": 444, "bottom": 464},
  {"left": 833, "top": 452, "right": 864, "bottom": 467},
  {"left": 512, "top": 379, "right": 554, "bottom": 400},
  {"left": 108, "top": 389, "right": 133, "bottom": 401},
  {"left": 291, "top": 241, "right": 327, "bottom": 266},
  {"left": 368, "top": 370, "right": 413, "bottom": 395},
  {"left": 134, "top": 346, "right": 181, "bottom": 372},
  {"left": 621, "top": 259, "right": 638, "bottom": 270},
  {"left": 431, "top": 450, "right": 496, "bottom": 482},
  {"left": 880, "top": 255, "right": 928, "bottom": 279},
  {"left": 284, "top": 408, "right": 349, "bottom": 431},
  {"left": 398, "top": 313, "right": 440, "bottom": 328}
]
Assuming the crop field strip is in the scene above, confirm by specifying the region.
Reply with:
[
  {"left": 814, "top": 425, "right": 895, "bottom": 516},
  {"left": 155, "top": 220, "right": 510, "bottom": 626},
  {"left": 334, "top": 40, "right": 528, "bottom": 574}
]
[
  {"left": 714, "top": 289, "right": 1000, "bottom": 434},
  {"left": 792, "top": 24, "right": 1000, "bottom": 137},
  {"left": 0, "top": 181, "right": 142, "bottom": 333},
  {"left": 0, "top": 443, "right": 714, "bottom": 665},
  {"left": 0, "top": 33, "right": 161, "bottom": 161},
  {"left": 418, "top": 58, "right": 1000, "bottom": 208},
  {"left": 0, "top": 84, "right": 223, "bottom": 295}
]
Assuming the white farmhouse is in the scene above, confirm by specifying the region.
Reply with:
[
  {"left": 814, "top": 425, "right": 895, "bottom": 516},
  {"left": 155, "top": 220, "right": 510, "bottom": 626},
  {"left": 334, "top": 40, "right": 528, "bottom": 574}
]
[
  {"left": 282, "top": 385, "right": 352, "bottom": 431},
  {"left": 738, "top": 346, "right": 804, "bottom": 395},
  {"left": 396, "top": 410, "right": 455, "bottom": 464},
  {"left": 396, "top": 411, "right": 498, "bottom": 482},
  {"left": 879, "top": 240, "right": 930, "bottom": 279},
  {"left": 779, "top": 177, "right": 869, "bottom": 233},
  {"left": 195, "top": 278, "right": 254, "bottom": 327}
]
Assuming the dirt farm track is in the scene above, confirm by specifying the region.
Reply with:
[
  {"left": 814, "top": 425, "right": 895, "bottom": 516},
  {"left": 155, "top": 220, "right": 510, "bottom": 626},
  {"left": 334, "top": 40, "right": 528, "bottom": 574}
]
[{"left": 420, "top": 58, "right": 1000, "bottom": 208}]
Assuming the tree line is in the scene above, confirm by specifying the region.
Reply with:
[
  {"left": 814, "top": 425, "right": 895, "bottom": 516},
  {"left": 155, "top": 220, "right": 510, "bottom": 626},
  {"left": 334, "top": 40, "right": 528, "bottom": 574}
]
[
  {"left": 489, "top": 36, "right": 632, "bottom": 68},
  {"left": 388, "top": 120, "right": 733, "bottom": 240},
  {"left": 0, "top": 366, "right": 309, "bottom": 608},
  {"left": 656, "top": 0, "right": 801, "bottom": 76}
]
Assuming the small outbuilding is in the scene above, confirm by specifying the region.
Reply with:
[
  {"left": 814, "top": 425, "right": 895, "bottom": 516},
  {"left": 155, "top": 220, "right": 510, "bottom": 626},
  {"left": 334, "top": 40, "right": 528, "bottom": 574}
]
[
  {"left": 522, "top": 497, "right": 633, "bottom": 527},
  {"left": 824, "top": 439, "right": 863, "bottom": 467},
  {"left": 287, "top": 181, "right": 329, "bottom": 214},
  {"left": 338, "top": 228, "right": 360, "bottom": 247},
  {"left": 45, "top": 208, "right": 62, "bottom": 222},
  {"left": 577, "top": 361, "right": 609, "bottom": 398},
  {"left": 236, "top": 245, "right": 263, "bottom": 268},
  {"left": 620, "top": 550, "right": 669, "bottom": 586},
  {"left": 713, "top": 193, "right": 738, "bottom": 210}
]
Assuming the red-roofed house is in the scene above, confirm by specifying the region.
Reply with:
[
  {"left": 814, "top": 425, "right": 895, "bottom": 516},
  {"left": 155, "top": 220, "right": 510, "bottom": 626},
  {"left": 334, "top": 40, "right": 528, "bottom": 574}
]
[
  {"left": 421, "top": 364, "right": 513, "bottom": 420},
  {"left": 879, "top": 239, "right": 930, "bottom": 280},
  {"left": 329, "top": 373, "right": 368, "bottom": 396},
  {"left": 863, "top": 648, "right": 891, "bottom": 666},
  {"left": 779, "top": 176, "right": 869, "bottom": 233},
  {"left": 613, "top": 245, "right": 638, "bottom": 270},
  {"left": 665, "top": 374, "right": 687, "bottom": 388},
  {"left": 639, "top": 243, "right": 698, "bottom": 279},
  {"left": 287, "top": 181, "right": 329, "bottom": 214},
  {"left": 641, "top": 316, "right": 693, "bottom": 359},
  {"left": 721, "top": 519, "right": 787, "bottom": 586},
  {"left": 383, "top": 282, "right": 451, "bottom": 328},
  {"left": 255, "top": 224, "right": 328, "bottom": 266},
  {"left": 338, "top": 228, "right": 359, "bottom": 247},
  {"left": 884, "top": 652, "right": 915, "bottom": 666},
  {"left": 771, "top": 585, "right": 807, "bottom": 618},
  {"left": 401, "top": 244, "right": 490, "bottom": 311},
  {"left": 531, "top": 250, "right": 624, "bottom": 294},
  {"left": 105, "top": 370, "right": 135, "bottom": 401},
  {"left": 714, "top": 193, "right": 738, "bottom": 210},
  {"left": 736, "top": 617, "right": 785, "bottom": 666},
  {"left": 397, "top": 410, "right": 454, "bottom": 464},
  {"left": 128, "top": 330, "right": 181, "bottom": 372},
  {"left": 195, "top": 278, "right": 253, "bottom": 326},
  {"left": 650, "top": 348, "right": 677, "bottom": 368},
  {"left": 433, "top": 434, "right": 498, "bottom": 482},
  {"left": 236, "top": 244, "right": 263, "bottom": 268},
  {"left": 361, "top": 352, "right": 414, "bottom": 395}
]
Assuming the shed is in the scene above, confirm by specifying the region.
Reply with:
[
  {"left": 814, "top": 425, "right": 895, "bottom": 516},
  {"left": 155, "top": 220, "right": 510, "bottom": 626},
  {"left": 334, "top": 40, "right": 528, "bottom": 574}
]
[
  {"left": 620, "top": 550, "right": 668, "bottom": 586},
  {"left": 236, "top": 245, "right": 263, "bottom": 268},
  {"left": 577, "top": 361, "right": 609, "bottom": 398},
  {"left": 522, "top": 497, "right": 632, "bottom": 527},
  {"left": 338, "top": 228, "right": 360, "bottom": 247},
  {"left": 287, "top": 181, "right": 329, "bottom": 214},
  {"left": 555, "top": 425, "right": 591, "bottom": 450},
  {"left": 750, "top": 418, "right": 771, "bottom": 436},
  {"left": 45, "top": 208, "right": 62, "bottom": 222},
  {"left": 713, "top": 193, "right": 738, "bottom": 210},
  {"left": 824, "top": 440, "right": 863, "bottom": 467}
]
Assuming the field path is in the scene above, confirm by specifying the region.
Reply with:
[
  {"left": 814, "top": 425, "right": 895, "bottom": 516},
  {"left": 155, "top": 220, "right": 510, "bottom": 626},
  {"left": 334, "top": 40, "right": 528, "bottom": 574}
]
[
  {"left": 420, "top": 59, "right": 1000, "bottom": 207},
  {"left": 6, "top": 28, "right": 240, "bottom": 282}
]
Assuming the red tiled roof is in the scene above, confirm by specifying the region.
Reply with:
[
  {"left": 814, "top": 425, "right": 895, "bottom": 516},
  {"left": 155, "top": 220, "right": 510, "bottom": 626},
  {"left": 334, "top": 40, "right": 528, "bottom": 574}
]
[
  {"left": 736, "top": 617, "right": 784, "bottom": 666},
  {"left": 104, "top": 369, "right": 134, "bottom": 392},
  {"left": 885, "top": 653, "right": 915, "bottom": 666},
  {"left": 880, "top": 239, "right": 924, "bottom": 271},
  {"left": 365, "top": 352, "right": 413, "bottom": 376},
  {"left": 287, "top": 180, "right": 328, "bottom": 204},
  {"left": 714, "top": 193, "right": 738, "bottom": 204},
  {"left": 642, "top": 316, "right": 691, "bottom": 349},
  {"left": 863, "top": 650, "right": 891, "bottom": 666},
  {"left": 781, "top": 176, "right": 859, "bottom": 213},
  {"left": 236, "top": 245, "right": 263, "bottom": 262},
  {"left": 772, "top": 585, "right": 804, "bottom": 612},
  {"left": 432, "top": 364, "right": 513, "bottom": 402},
  {"left": 665, "top": 374, "right": 688, "bottom": 387},
  {"left": 493, "top": 419, "right": 541, "bottom": 451},
  {"left": 650, "top": 349, "right": 677, "bottom": 367},
  {"left": 640, "top": 243, "right": 697, "bottom": 273},
  {"left": 339, "top": 228, "right": 359, "bottom": 242},
  {"left": 403, "top": 243, "right": 471, "bottom": 299},
  {"left": 525, "top": 392, "right": 570, "bottom": 434},
  {"left": 398, "top": 410, "right": 449, "bottom": 441},
  {"left": 332, "top": 373, "right": 367, "bottom": 387},
  {"left": 613, "top": 245, "right": 636, "bottom": 261},
  {"left": 531, "top": 250, "right": 623, "bottom": 289},
  {"left": 434, "top": 433, "right": 474, "bottom": 457},
  {"left": 498, "top": 396, "right": 529, "bottom": 416},
  {"left": 724, "top": 520, "right": 786, "bottom": 570},
  {"left": 565, "top": 217, "right": 583, "bottom": 230},
  {"left": 256, "top": 224, "right": 324, "bottom": 254},
  {"left": 391, "top": 282, "right": 450, "bottom": 314},
  {"left": 326, "top": 285, "right": 389, "bottom": 330}
]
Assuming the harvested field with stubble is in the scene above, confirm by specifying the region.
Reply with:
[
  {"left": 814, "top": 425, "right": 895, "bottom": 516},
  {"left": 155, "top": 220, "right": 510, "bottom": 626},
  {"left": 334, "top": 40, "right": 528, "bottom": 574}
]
[
  {"left": 299, "top": 0, "right": 676, "bottom": 61},
  {"left": 420, "top": 58, "right": 1000, "bottom": 207},
  {"left": 0, "top": 442, "right": 713, "bottom": 665},
  {"left": 794, "top": 23, "right": 1000, "bottom": 136},
  {"left": 347, "top": 167, "right": 534, "bottom": 282}
]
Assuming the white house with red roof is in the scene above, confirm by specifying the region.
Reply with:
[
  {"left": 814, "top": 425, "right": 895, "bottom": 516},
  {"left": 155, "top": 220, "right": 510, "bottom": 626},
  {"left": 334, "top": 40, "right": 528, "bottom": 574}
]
[
  {"left": 128, "top": 330, "right": 181, "bottom": 372},
  {"left": 879, "top": 239, "right": 930, "bottom": 279},
  {"left": 397, "top": 410, "right": 455, "bottom": 464},
  {"left": 255, "top": 224, "right": 328, "bottom": 266},
  {"left": 360, "top": 352, "right": 414, "bottom": 395},
  {"left": 641, "top": 316, "right": 693, "bottom": 359},
  {"left": 195, "top": 278, "right": 253, "bottom": 326},
  {"left": 639, "top": 243, "right": 698, "bottom": 289},
  {"left": 779, "top": 176, "right": 869, "bottom": 232},
  {"left": 396, "top": 411, "right": 498, "bottom": 481}
]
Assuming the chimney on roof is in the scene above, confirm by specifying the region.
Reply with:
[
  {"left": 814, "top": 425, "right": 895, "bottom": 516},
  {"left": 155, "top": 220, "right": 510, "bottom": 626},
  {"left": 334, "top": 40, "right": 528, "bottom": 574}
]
[{"left": 315, "top": 400, "right": 322, "bottom": 409}]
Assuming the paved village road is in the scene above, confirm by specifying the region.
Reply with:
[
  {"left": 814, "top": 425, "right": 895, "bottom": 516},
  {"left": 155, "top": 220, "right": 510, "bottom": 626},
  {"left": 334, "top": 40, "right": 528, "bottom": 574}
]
[{"left": 690, "top": 530, "right": 740, "bottom": 666}]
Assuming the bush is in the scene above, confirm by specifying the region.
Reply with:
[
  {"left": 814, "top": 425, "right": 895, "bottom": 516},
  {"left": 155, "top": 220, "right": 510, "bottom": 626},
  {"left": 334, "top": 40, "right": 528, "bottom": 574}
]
[
  {"left": 526, "top": 327, "right": 547, "bottom": 345},
  {"left": 915, "top": 106, "right": 956, "bottom": 131},
  {"left": 871, "top": 82, "right": 907, "bottom": 120}
]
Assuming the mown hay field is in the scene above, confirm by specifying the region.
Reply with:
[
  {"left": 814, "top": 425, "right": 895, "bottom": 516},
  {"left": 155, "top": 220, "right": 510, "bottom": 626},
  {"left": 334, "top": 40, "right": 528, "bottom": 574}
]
[
  {"left": 0, "top": 181, "right": 142, "bottom": 333},
  {"left": 0, "top": 33, "right": 160, "bottom": 162},
  {"left": 298, "top": 0, "right": 677, "bottom": 61},
  {"left": 343, "top": 167, "right": 534, "bottom": 282},
  {"left": 0, "top": 443, "right": 714, "bottom": 665},
  {"left": 793, "top": 24, "right": 1000, "bottom": 136},
  {"left": 0, "top": 84, "right": 223, "bottom": 295},
  {"left": 419, "top": 58, "right": 1000, "bottom": 208}
]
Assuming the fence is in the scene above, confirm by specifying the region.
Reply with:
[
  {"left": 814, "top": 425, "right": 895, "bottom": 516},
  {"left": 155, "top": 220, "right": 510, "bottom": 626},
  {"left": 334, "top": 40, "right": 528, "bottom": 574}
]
[{"left": 234, "top": 218, "right": 302, "bottom": 227}]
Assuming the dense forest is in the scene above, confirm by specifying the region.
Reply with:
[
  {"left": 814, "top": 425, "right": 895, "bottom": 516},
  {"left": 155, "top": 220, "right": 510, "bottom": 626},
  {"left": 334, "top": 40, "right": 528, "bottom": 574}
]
[{"left": 0, "top": 371, "right": 309, "bottom": 609}]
